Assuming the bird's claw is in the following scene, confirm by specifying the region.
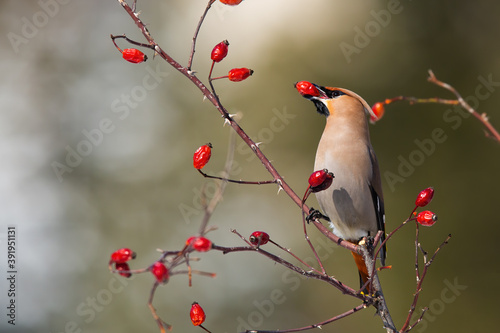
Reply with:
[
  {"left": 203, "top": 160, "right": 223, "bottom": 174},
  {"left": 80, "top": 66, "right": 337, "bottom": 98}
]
[{"left": 306, "top": 207, "right": 330, "bottom": 223}]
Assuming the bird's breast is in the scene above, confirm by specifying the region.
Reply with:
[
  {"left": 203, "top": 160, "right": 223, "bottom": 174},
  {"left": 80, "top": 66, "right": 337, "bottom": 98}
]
[{"left": 314, "top": 136, "right": 376, "bottom": 241}]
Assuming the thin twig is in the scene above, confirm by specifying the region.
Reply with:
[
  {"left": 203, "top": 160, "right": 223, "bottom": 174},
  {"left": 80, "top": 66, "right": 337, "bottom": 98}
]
[
  {"left": 198, "top": 169, "right": 277, "bottom": 185},
  {"left": 211, "top": 244, "right": 361, "bottom": 298},
  {"left": 379, "top": 70, "right": 500, "bottom": 143},
  {"left": 299, "top": 189, "right": 328, "bottom": 274},
  {"left": 384, "top": 95, "right": 459, "bottom": 106},
  {"left": 230, "top": 228, "right": 254, "bottom": 246},
  {"left": 372, "top": 230, "right": 384, "bottom": 250},
  {"left": 198, "top": 130, "right": 236, "bottom": 235},
  {"left": 371, "top": 218, "right": 411, "bottom": 286},
  {"left": 148, "top": 282, "right": 172, "bottom": 332},
  {"left": 188, "top": 0, "right": 216, "bottom": 71},
  {"left": 269, "top": 240, "right": 324, "bottom": 275},
  {"left": 301, "top": 205, "right": 327, "bottom": 274},
  {"left": 244, "top": 303, "right": 367, "bottom": 333},
  {"left": 171, "top": 270, "right": 216, "bottom": 278},
  {"left": 199, "top": 324, "right": 212, "bottom": 333},
  {"left": 427, "top": 70, "right": 500, "bottom": 142},
  {"left": 231, "top": 228, "right": 321, "bottom": 274},
  {"left": 399, "top": 234, "right": 451, "bottom": 333},
  {"left": 405, "top": 307, "right": 428, "bottom": 333},
  {"left": 415, "top": 222, "right": 421, "bottom": 282},
  {"left": 111, "top": 34, "right": 156, "bottom": 50}
]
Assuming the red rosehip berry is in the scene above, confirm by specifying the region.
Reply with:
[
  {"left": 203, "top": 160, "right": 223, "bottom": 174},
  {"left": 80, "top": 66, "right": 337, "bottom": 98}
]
[
  {"left": 115, "top": 262, "right": 132, "bottom": 278},
  {"left": 186, "top": 237, "right": 213, "bottom": 252},
  {"left": 415, "top": 187, "right": 434, "bottom": 207},
  {"left": 370, "top": 102, "right": 385, "bottom": 123},
  {"left": 151, "top": 262, "right": 169, "bottom": 283},
  {"left": 193, "top": 143, "right": 212, "bottom": 170},
  {"left": 122, "top": 48, "right": 147, "bottom": 64},
  {"left": 308, "top": 169, "right": 334, "bottom": 193},
  {"left": 220, "top": 0, "right": 243, "bottom": 5},
  {"left": 416, "top": 210, "right": 438, "bottom": 226},
  {"left": 110, "top": 248, "right": 136, "bottom": 264},
  {"left": 295, "top": 81, "right": 321, "bottom": 97},
  {"left": 190, "top": 302, "right": 206, "bottom": 326},
  {"left": 249, "top": 231, "right": 270, "bottom": 246},
  {"left": 211, "top": 40, "right": 229, "bottom": 63},
  {"left": 228, "top": 68, "right": 253, "bottom": 82}
]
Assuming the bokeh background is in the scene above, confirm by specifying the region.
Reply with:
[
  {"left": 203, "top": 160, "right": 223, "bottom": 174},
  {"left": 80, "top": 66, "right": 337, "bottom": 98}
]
[{"left": 1, "top": 0, "right": 499, "bottom": 332}]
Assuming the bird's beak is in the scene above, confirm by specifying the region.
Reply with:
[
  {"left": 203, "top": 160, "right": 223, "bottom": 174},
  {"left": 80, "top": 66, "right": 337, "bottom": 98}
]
[{"left": 295, "top": 81, "right": 332, "bottom": 116}]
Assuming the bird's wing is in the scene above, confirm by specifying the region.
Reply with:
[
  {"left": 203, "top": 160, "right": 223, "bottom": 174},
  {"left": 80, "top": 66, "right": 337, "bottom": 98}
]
[{"left": 368, "top": 147, "right": 386, "bottom": 265}]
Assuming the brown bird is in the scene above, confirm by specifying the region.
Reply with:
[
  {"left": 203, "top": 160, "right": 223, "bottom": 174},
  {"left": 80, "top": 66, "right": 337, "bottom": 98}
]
[{"left": 296, "top": 81, "right": 385, "bottom": 293}]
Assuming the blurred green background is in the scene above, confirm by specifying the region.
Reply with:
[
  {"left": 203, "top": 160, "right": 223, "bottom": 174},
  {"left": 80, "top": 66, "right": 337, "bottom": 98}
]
[{"left": 1, "top": 0, "right": 499, "bottom": 332}]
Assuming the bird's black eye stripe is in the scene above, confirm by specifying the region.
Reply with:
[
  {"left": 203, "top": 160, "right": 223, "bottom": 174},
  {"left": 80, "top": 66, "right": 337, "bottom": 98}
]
[
  {"left": 318, "top": 86, "right": 346, "bottom": 99},
  {"left": 328, "top": 89, "right": 345, "bottom": 98}
]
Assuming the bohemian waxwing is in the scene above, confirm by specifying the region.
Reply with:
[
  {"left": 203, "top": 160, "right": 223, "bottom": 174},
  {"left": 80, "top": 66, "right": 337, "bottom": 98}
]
[{"left": 296, "top": 81, "right": 385, "bottom": 293}]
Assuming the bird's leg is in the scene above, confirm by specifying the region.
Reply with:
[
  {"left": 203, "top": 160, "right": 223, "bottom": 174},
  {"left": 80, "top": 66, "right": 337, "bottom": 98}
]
[
  {"left": 361, "top": 236, "right": 375, "bottom": 257},
  {"left": 306, "top": 207, "right": 330, "bottom": 223}
]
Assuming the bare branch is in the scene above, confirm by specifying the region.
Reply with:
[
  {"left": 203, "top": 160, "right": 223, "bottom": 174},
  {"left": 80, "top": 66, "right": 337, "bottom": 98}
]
[
  {"left": 377, "top": 70, "right": 500, "bottom": 143},
  {"left": 399, "top": 234, "right": 452, "bottom": 332},
  {"left": 243, "top": 303, "right": 367, "bottom": 333},
  {"left": 197, "top": 169, "right": 277, "bottom": 185},
  {"left": 188, "top": 0, "right": 216, "bottom": 71},
  {"left": 148, "top": 282, "right": 172, "bottom": 332},
  {"left": 211, "top": 244, "right": 361, "bottom": 297}
]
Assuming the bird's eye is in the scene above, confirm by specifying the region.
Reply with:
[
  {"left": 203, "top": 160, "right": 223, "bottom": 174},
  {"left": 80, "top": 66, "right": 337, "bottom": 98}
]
[
  {"left": 323, "top": 88, "right": 345, "bottom": 98},
  {"left": 331, "top": 90, "right": 345, "bottom": 98}
]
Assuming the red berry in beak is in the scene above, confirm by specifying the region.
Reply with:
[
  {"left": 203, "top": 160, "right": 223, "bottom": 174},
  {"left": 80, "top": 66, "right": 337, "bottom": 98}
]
[{"left": 295, "top": 81, "right": 321, "bottom": 97}]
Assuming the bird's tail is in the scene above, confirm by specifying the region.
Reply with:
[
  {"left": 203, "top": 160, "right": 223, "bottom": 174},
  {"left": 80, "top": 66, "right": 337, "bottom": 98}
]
[{"left": 351, "top": 251, "right": 371, "bottom": 294}]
